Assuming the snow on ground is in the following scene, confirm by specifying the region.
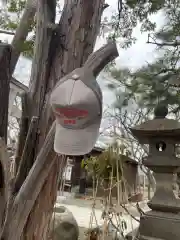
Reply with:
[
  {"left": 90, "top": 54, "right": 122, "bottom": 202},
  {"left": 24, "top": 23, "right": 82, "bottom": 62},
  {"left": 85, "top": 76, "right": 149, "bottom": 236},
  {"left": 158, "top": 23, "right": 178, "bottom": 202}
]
[
  {"left": 55, "top": 202, "right": 139, "bottom": 235},
  {"left": 55, "top": 194, "right": 150, "bottom": 235}
]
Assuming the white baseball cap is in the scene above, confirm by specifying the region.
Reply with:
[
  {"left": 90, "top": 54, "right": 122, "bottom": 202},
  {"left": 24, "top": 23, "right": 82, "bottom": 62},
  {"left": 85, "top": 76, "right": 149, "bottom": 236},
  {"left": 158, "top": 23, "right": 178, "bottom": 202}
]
[{"left": 50, "top": 68, "right": 102, "bottom": 156}]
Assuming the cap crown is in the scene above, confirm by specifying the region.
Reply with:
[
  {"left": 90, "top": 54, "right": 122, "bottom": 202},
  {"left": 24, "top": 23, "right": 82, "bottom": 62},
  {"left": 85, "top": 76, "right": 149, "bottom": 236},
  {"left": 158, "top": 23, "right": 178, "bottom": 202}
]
[{"left": 50, "top": 68, "right": 102, "bottom": 129}]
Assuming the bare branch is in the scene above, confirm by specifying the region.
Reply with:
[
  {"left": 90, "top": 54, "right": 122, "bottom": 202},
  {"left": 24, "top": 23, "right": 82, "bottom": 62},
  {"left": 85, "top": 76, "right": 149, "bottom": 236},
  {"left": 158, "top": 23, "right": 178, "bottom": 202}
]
[
  {"left": 2, "top": 122, "right": 56, "bottom": 240},
  {"left": 0, "top": 139, "right": 11, "bottom": 234},
  {"left": 13, "top": 116, "right": 39, "bottom": 194},
  {"left": 0, "top": 43, "right": 11, "bottom": 143},
  {"left": 0, "top": 30, "right": 15, "bottom": 35},
  {"left": 147, "top": 34, "right": 180, "bottom": 47},
  {"left": 10, "top": 0, "right": 37, "bottom": 74},
  {"left": 84, "top": 41, "right": 118, "bottom": 77},
  {"left": 102, "top": 3, "right": 109, "bottom": 11},
  {"left": 14, "top": 93, "right": 29, "bottom": 175},
  {"left": 147, "top": 40, "right": 180, "bottom": 47}
]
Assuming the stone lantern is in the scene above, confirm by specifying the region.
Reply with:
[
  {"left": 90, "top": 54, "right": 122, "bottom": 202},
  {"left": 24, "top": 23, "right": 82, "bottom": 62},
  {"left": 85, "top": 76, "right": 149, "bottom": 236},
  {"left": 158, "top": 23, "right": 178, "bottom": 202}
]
[{"left": 129, "top": 104, "right": 180, "bottom": 240}]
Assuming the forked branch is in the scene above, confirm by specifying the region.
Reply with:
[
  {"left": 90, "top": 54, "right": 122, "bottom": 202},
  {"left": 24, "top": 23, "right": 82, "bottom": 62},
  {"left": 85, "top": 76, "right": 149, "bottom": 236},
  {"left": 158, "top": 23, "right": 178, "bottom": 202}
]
[
  {"left": 6, "top": 41, "right": 119, "bottom": 239},
  {"left": 84, "top": 41, "right": 118, "bottom": 77}
]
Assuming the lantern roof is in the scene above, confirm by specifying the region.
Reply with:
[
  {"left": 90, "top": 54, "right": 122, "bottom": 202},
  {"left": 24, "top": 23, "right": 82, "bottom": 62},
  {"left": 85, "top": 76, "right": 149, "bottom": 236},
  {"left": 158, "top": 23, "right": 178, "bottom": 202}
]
[{"left": 130, "top": 104, "right": 180, "bottom": 143}]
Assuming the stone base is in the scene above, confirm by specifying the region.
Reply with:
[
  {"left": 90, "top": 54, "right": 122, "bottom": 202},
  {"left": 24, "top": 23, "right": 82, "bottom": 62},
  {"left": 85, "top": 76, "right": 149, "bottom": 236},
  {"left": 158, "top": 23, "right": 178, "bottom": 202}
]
[
  {"left": 125, "top": 228, "right": 139, "bottom": 240},
  {"left": 138, "top": 210, "right": 180, "bottom": 240}
]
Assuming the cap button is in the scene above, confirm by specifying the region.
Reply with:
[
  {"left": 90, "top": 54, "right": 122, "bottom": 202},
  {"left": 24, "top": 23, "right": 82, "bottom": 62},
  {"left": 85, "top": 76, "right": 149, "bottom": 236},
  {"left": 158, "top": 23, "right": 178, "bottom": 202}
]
[{"left": 72, "top": 74, "right": 79, "bottom": 80}]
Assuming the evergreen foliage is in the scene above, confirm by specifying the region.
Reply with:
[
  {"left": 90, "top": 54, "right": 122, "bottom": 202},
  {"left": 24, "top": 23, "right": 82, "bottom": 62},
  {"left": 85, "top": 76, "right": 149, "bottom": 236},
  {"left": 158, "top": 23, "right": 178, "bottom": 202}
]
[
  {"left": 0, "top": 0, "right": 167, "bottom": 59},
  {"left": 0, "top": 0, "right": 35, "bottom": 58},
  {"left": 109, "top": 0, "right": 180, "bottom": 115}
]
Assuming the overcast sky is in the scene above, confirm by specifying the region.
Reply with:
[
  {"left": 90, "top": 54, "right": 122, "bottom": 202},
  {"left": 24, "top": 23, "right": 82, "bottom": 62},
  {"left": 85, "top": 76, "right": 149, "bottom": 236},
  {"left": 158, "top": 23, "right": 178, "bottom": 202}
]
[
  {"left": 0, "top": 0, "right": 164, "bottom": 98},
  {"left": 0, "top": 0, "right": 165, "bottom": 147}
]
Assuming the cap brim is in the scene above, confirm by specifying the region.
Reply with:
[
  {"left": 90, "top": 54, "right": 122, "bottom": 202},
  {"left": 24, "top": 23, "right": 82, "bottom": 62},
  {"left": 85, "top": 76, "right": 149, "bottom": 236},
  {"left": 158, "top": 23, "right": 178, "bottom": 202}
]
[{"left": 54, "top": 119, "right": 101, "bottom": 155}]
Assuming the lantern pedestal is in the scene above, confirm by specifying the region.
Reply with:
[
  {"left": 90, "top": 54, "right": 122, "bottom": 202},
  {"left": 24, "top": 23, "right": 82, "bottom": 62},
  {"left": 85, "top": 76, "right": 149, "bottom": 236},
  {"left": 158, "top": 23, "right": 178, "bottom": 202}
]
[{"left": 139, "top": 211, "right": 180, "bottom": 240}]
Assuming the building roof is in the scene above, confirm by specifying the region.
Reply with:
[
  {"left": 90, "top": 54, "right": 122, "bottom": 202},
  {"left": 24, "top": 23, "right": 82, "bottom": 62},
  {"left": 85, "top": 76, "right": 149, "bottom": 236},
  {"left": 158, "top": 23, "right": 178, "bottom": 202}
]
[
  {"left": 11, "top": 77, "right": 28, "bottom": 93},
  {"left": 92, "top": 146, "right": 104, "bottom": 153},
  {"left": 91, "top": 147, "right": 138, "bottom": 165},
  {"left": 130, "top": 118, "right": 180, "bottom": 143}
]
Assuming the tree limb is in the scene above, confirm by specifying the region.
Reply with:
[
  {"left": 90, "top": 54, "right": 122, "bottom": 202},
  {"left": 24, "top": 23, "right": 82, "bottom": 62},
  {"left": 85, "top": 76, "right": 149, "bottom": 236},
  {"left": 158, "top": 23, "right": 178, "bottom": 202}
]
[
  {"left": 13, "top": 116, "right": 39, "bottom": 194},
  {"left": 2, "top": 122, "right": 56, "bottom": 240},
  {"left": 0, "top": 30, "right": 14, "bottom": 35},
  {"left": 84, "top": 41, "right": 118, "bottom": 77},
  {"left": 0, "top": 43, "right": 11, "bottom": 143},
  {"left": 14, "top": 93, "right": 29, "bottom": 176},
  {"left": 0, "top": 139, "right": 11, "bottom": 234},
  {"left": 147, "top": 40, "right": 180, "bottom": 47},
  {"left": 10, "top": 0, "right": 37, "bottom": 74},
  {"left": 147, "top": 34, "right": 180, "bottom": 47}
]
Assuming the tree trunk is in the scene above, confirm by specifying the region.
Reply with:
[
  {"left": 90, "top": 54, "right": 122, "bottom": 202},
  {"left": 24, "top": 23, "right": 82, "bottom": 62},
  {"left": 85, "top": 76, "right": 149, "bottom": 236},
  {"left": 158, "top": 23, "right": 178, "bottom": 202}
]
[
  {"left": 0, "top": 0, "right": 118, "bottom": 239},
  {"left": 0, "top": 43, "right": 11, "bottom": 143},
  {"left": 1, "top": 42, "right": 118, "bottom": 240},
  {"left": 21, "top": 158, "right": 61, "bottom": 240},
  {"left": 0, "top": 43, "right": 11, "bottom": 232},
  {"left": 21, "top": 0, "right": 107, "bottom": 239}
]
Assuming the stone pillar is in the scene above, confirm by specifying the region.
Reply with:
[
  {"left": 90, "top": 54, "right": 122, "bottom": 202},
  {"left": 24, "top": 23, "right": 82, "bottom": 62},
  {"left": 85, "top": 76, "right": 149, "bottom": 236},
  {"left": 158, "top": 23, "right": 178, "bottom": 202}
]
[{"left": 129, "top": 104, "right": 180, "bottom": 240}]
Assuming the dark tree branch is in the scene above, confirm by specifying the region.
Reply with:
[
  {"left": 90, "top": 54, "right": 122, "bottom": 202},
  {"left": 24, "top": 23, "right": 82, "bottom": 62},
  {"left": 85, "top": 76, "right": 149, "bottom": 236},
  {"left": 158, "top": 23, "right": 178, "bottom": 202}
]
[
  {"left": 0, "top": 30, "right": 15, "bottom": 35},
  {"left": 0, "top": 139, "right": 11, "bottom": 235},
  {"left": 147, "top": 34, "right": 180, "bottom": 47},
  {"left": 113, "top": 0, "right": 123, "bottom": 35},
  {"left": 147, "top": 40, "right": 180, "bottom": 47},
  {"left": 102, "top": 3, "right": 109, "bottom": 11},
  {"left": 10, "top": 0, "right": 37, "bottom": 74},
  {"left": 14, "top": 93, "right": 29, "bottom": 176},
  {"left": 13, "top": 116, "right": 39, "bottom": 195},
  {"left": 0, "top": 43, "right": 11, "bottom": 143},
  {"left": 1, "top": 123, "right": 56, "bottom": 240},
  {"left": 153, "top": 68, "right": 179, "bottom": 77},
  {"left": 84, "top": 41, "right": 118, "bottom": 77}
]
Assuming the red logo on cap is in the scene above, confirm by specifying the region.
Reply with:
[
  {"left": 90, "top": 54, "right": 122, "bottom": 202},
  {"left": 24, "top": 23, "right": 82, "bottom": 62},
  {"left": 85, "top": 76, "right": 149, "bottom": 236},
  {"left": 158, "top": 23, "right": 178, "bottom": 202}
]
[
  {"left": 64, "top": 119, "right": 76, "bottom": 125},
  {"left": 53, "top": 106, "right": 88, "bottom": 125}
]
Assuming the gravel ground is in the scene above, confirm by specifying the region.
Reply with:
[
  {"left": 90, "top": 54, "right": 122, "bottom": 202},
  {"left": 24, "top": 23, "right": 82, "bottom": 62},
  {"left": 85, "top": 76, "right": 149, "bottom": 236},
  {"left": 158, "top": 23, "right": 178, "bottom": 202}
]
[
  {"left": 79, "top": 227, "right": 87, "bottom": 240},
  {"left": 55, "top": 193, "right": 150, "bottom": 239}
]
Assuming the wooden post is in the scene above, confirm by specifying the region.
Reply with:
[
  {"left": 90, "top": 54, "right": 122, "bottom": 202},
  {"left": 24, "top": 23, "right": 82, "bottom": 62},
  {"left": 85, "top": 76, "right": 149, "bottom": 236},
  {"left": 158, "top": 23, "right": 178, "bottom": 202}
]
[
  {"left": 0, "top": 42, "right": 11, "bottom": 234},
  {"left": 0, "top": 43, "right": 11, "bottom": 143},
  {"left": 0, "top": 41, "right": 11, "bottom": 189}
]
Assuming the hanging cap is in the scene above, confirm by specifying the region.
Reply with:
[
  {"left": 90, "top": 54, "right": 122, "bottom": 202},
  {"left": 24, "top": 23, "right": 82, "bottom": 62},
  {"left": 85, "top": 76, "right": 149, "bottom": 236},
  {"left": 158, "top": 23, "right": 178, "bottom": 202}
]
[{"left": 50, "top": 68, "right": 103, "bottom": 156}]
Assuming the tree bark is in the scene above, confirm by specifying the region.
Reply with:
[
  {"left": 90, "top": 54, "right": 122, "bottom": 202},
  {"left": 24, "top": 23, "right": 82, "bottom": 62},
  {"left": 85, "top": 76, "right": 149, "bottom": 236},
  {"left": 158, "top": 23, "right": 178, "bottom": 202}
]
[
  {"left": 1, "top": 123, "right": 56, "bottom": 240},
  {"left": 0, "top": 43, "right": 11, "bottom": 233},
  {"left": 0, "top": 0, "right": 119, "bottom": 239},
  {"left": 14, "top": 93, "right": 29, "bottom": 175},
  {"left": 15, "top": 0, "right": 57, "bottom": 238},
  {"left": 23, "top": 0, "right": 107, "bottom": 239},
  {"left": 14, "top": 116, "right": 39, "bottom": 194},
  {"left": 2, "top": 0, "right": 118, "bottom": 239},
  {"left": 14, "top": 0, "right": 56, "bottom": 193},
  {"left": 0, "top": 43, "right": 11, "bottom": 143},
  {"left": 0, "top": 139, "right": 11, "bottom": 235},
  {"left": 1, "top": 42, "right": 118, "bottom": 239}
]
